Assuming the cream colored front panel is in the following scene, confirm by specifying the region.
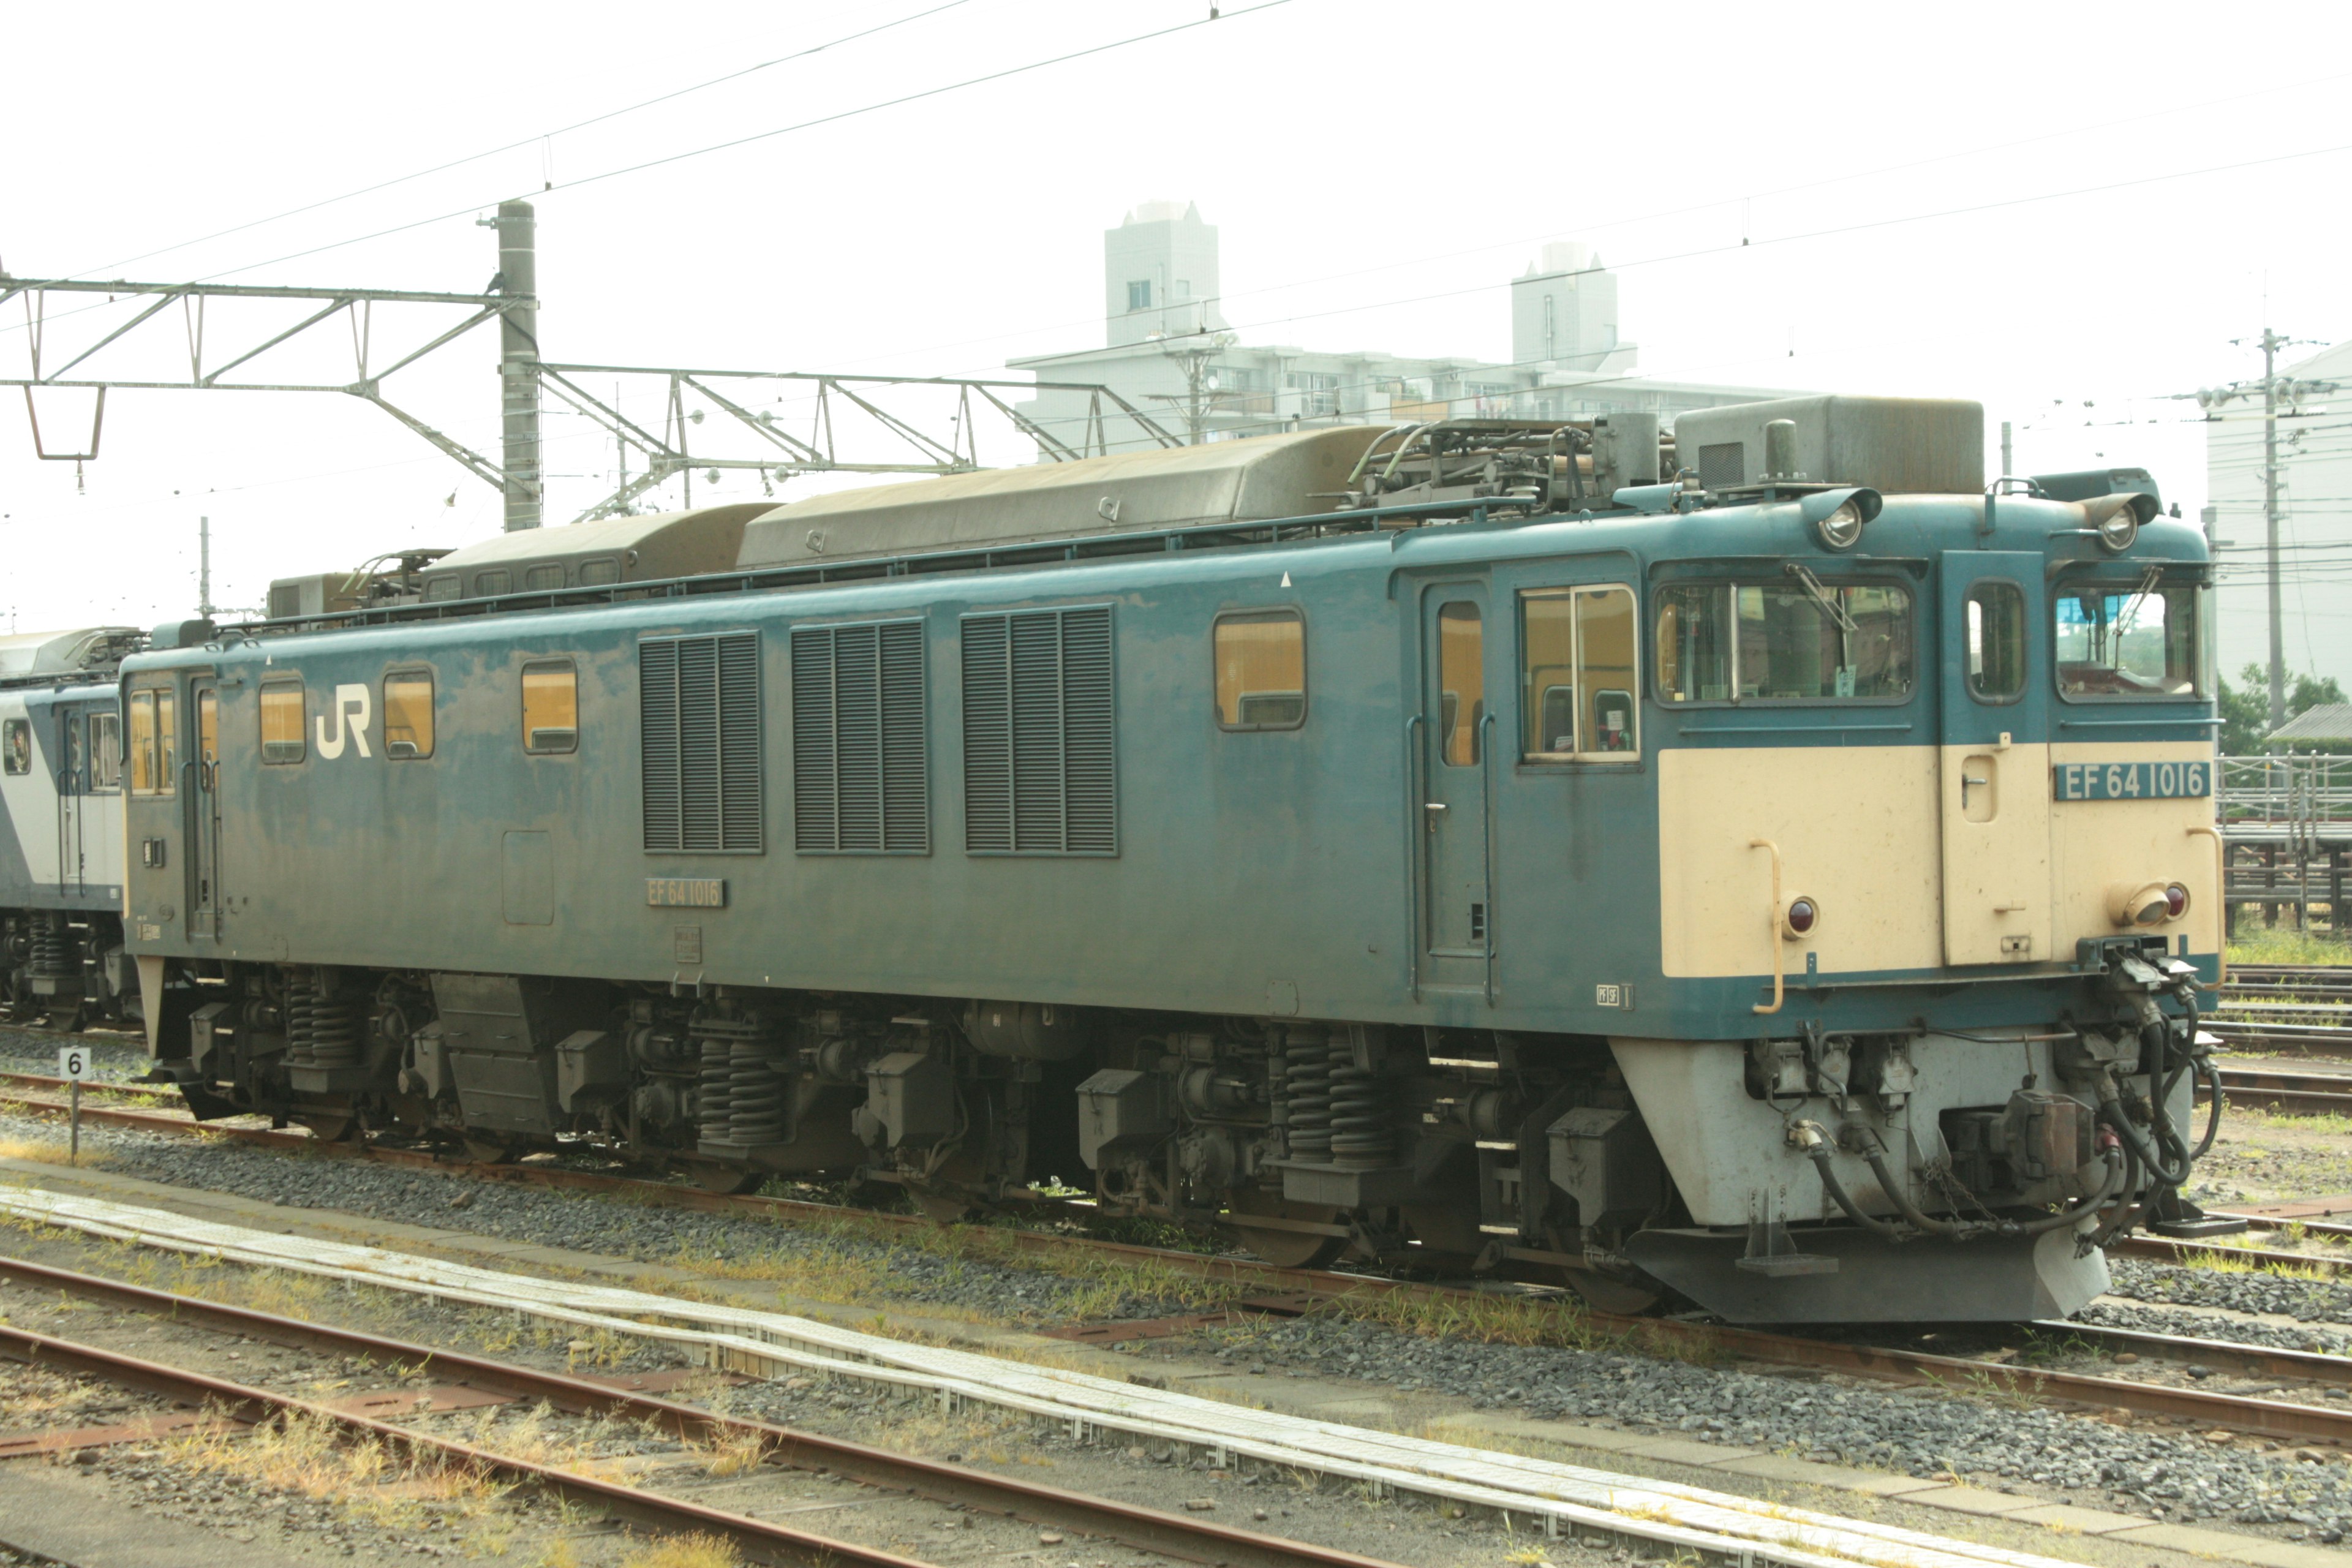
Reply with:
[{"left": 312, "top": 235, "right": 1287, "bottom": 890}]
[
  {"left": 1657, "top": 745, "right": 1941, "bottom": 979},
  {"left": 2049, "top": 740, "right": 2219, "bottom": 960},
  {"left": 1940, "top": 742, "right": 2052, "bottom": 966}
]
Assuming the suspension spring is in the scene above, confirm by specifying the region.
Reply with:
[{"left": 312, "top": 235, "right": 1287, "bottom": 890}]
[
  {"left": 308, "top": 981, "right": 362, "bottom": 1069},
  {"left": 26, "top": 914, "right": 74, "bottom": 981},
  {"left": 728, "top": 1040, "right": 789, "bottom": 1145},
  {"left": 696, "top": 1038, "right": 734, "bottom": 1140},
  {"left": 1284, "top": 1031, "right": 1335, "bottom": 1163},
  {"left": 282, "top": 970, "right": 318, "bottom": 1067},
  {"left": 1327, "top": 1033, "right": 1392, "bottom": 1168}
]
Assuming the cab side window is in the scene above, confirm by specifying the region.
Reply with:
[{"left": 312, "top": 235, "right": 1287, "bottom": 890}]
[
  {"left": 89, "top": 712, "right": 121, "bottom": 790},
  {"left": 1213, "top": 611, "right": 1306, "bottom": 729},
  {"left": 2, "top": 718, "right": 26, "bottom": 775},
  {"left": 129, "top": 690, "right": 177, "bottom": 794},
  {"left": 1520, "top": 585, "right": 1639, "bottom": 760},
  {"left": 383, "top": 670, "right": 435, "bottom": 758},
  {"left": 260, "top": 679, "right": 306, "bottom": 764},
  {"left": 522, "top": 660, "right": 578, "bottom": 753},
  {"left": 1966, "top": 581, "right": 2027, "bottom": 703}
]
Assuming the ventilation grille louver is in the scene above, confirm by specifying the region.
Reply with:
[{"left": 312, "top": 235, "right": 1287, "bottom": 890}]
[
  {"left": 641, "top": 631, "right": 763, "bottom": 853},
  {"left": 962, "top": 606, "right": 1116, "bottom": 856},
  {"left": 791, "top": 620, "right": 929, "bottom": 853}
]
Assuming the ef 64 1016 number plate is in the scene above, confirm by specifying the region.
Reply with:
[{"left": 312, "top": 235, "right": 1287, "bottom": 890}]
[{"left": 2052, "top": 760, "right": 2212, "bottom": 801}]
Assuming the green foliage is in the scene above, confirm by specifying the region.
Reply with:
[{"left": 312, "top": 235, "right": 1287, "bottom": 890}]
[{"left": 2218, "top": 662, "right": 2348, "bottom": 755}]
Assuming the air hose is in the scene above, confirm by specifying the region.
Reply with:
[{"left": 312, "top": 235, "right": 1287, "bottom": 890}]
[{"left": 1794, "top": 1120, "right": 2120, "bottom": 1242}]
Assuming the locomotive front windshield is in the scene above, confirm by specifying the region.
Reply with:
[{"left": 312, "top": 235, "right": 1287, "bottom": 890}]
[
  {"left": 2054, "top": 571, "right": 2210, "bottom": 700},
  {"left": 1656, "top": 579, "right": 1914, "bottom": 703}
]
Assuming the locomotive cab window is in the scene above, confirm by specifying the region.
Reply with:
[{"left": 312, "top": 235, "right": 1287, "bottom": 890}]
[
  {"left": 1966, "top": 581, "right": 2027, "bottom": 703},
  {"left": 383, "top": 670, "right": 435, "bottom": 758},
  {"left": 129, "top": 688, "right": 176, "bottom": 793},
  {"left": 1656, "top": 578, "right": 1914, "bottom": 703},
  {"left": 1520, "top": 585, "right": 1639, "bottom": 760},
  {"left": 1, "top": 718, "right": 25, "bottom": 775},
  {"left": 2054, "top": 571, "right": 2209, "bottom": 701},
  {"left": 522, "top": 660, "right": 578, "bottom": 753},
  {"left": 89, "top": 711, "right": 120, "bottom": 790},
  {"left": 1438, "top": 601, "right": 1483, "bottom": 766},
  {"left": 1213, "top": 610, "right": 1306, "bottom": 729},
  {"left": 260, "top": 679, "right": 306, "bottom": 764}
]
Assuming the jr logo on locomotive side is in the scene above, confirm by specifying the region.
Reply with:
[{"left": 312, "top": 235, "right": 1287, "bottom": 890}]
[{"left": 315, "top": 683, "right": 374, "bottom": 760}]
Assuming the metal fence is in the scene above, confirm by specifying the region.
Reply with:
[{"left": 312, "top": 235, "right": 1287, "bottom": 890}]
[{"left": 2221, "top": 755, "right": 2352, "bottom": 828}]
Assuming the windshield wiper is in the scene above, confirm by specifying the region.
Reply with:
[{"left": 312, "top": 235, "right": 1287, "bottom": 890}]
[{"left": 1783, "top": 562, "right": 1858, "bottom": 633}]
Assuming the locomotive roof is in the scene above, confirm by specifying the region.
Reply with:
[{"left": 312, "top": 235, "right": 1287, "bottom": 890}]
[
  {"left": 0, "top": 626, "right": 143, "bottom": 680},
  {"left": 420, "top": 503, "right": 774, "bottom": 601},
  {"left": 736, "top": 426, "right": 1383, "bottom": 569}
]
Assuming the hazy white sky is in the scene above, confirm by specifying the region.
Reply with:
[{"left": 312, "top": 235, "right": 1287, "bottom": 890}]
[{"left": 4, "top": 0, "right": 2346, "bottom": 683}]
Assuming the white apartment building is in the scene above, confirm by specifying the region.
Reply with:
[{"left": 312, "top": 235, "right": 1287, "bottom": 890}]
[{"left": 1013, "top": 202, "right": 1796, "bottom": 456}]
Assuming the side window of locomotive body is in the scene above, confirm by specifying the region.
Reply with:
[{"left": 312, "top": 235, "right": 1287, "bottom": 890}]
[
  {"left": 475, "top": 569, "right": 511, "bottom": 597},
  {"left": 383, "top": 670, "right": 435, "bottom": 758},
  {"left": 89, "top": 712, "right": 121, "bottom": 790},
  {"left": 423, "top": 576, "right": 460, "bottom": 603},
  {"left": 577, "top": 558, "right": 620, "bottom": 587},
  {"left": 524, "top": 564, "right": 564, "bottom": 592},
  {"left": 1656, "top": 581, "right": 1913, "bottom": 702},
  {"left": 2054, "top": 575, "right": 2207, "bottom": 701},
  {"left": 260, "top": 679, "right": 306, "bottom": 764},
  {"left": 1965, "top": 582, "right": 2027, "bottom": 703},
  {"left": 1522, "top": 586, "right": 1640, "bottom": 760},
  {"left": 129, "top": 690, "right": 176, "bottom": 794},
  {"left": 1213, "top": 611, "right": 1306, "bottom": 729},
  {"left": 1438, "top": 601, "right": 1483, "bottom": 766},
  {"left": 2, "top": 718, "right": 27, "bottom": 775},
  {"left": 522, "top": 660, "right": 579, "bottom": 753}
]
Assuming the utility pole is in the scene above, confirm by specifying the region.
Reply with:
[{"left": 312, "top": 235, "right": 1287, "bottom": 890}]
[
  {"left": 2261, "top": 326, "right": 2285, "bottom": 733},
  {"left": 484, "top": 200, "right": 543, "bottom": 531},
  {"left": 2000, "top": 421, "right": 2012, "bottom": 478},
  {"left": 197, "top": 515, "right": 214, "bottom": 618}
]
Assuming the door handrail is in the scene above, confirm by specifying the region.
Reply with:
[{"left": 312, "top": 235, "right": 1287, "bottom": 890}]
[
  {"left": 1480, "top": 710, "right": 1497, "bottom": 1006},
  {"left": 2185, "top": 823, "right": 2225, "bottom": 990},
  {"left": 1403, "top": 713, "right": 1423, "bottom": 1001},
  {"left": 1749, "top": 837, "right": 1785, "bottom": 1015}
]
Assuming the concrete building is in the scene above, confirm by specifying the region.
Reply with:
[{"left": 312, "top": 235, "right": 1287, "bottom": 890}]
[
  {"left": 2203, "top": 337, "right": 2352, "bottom": 690},
  {"left": 1014, "top": 202, "right": 1798, "bottom": 456}
]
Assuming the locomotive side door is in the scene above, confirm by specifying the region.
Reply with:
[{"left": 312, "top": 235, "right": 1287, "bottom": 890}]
[
  {"left": 53, "top": 701, "right": 85, "bottom": 895},
  {"left": 1418, "top": 585, "right": 1494, "bottom": 993},
  {"left": 1937, "top": 552, "right": 2051, "bottom": 965},
  {"left": 189, "top": 680, "right": 222, "bottom": 940},
  {"left": 123, "top": 679, "right": 181, "bottom": 943}
]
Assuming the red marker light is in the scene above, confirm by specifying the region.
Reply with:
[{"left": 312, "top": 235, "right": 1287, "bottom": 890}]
[
  {"left": 2165, "top": 883, "right": 2188, "bottom": 919},
  {"left": 1785, "top": 898, "right": 1818, "bottom": 935}
]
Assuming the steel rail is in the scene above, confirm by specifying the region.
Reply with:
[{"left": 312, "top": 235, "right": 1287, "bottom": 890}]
[
  {"left": 0, "top": 1321, "right": 936, "bottom": 1568},
  {"left": 2208, "top": 1068, "right": 2352, "bottom": 1117},
  {"left": 13, "top": 1081, "right": 2352, "bottom": 1441},
  {"left": 0, "top": 1256, "right": 1395, "bottom": 1568}
]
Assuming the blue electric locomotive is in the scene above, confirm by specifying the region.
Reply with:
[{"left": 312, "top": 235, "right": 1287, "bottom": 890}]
[{"left": 113, "top": 397, "right": 2230, "bottom": 1322}]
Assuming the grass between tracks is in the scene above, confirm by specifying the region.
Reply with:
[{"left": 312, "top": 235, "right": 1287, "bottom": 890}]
[{"left": 2228, "top": 929, "right": 2352, "bottom": 967}]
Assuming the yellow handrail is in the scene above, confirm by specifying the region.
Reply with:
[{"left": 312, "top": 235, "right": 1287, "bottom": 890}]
[
  {"left": 1750, "top": 837, "right": 1784, "bottom": 1015},
  {"left": 2186, "top": 824, "right": 2226, "bottom": 990}
]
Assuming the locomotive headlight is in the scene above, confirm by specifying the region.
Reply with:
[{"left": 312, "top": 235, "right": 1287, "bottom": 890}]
[
  {"left": 2106, "top": 880, "right": 2173, "bottom": 928},
  {"left": 1780, "top": 895, "right": 1822, "bottom": 941},
  {"left": 1800, "top": 486, "right": 1882, "bottom": 551},
  {"left": 2097, "top": 510, "right": 2139, "bottom": 552},
  {"left": 1817, "top": 501, "right": 1865, "bottom": 549},
  {"left": 2081, "top": 491, "right": 2157, "bottom": 554}
]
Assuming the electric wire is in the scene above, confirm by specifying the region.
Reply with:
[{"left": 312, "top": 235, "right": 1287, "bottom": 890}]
[{"left": 59, "top": 0, "right": 982, "bottom": 282}]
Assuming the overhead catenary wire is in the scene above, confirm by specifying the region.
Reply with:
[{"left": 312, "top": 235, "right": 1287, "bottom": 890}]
[{"left": 58, "top": 0, "right": 982, "bottom": 283}]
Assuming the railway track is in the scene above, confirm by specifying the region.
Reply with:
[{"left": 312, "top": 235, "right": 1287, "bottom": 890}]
[
  {"left": 2210, "top": 963, "right": 2352, "bottom": 1055},
  {"left": 0, "top": 1254, "right": 1401, "bottom": 1568},
  {"left": 8, "top": 1074, "right": 2352, "bottom": 1446},
  {"left": 2211, "top": 1065, "right": 2352, "bottom": 1118}
]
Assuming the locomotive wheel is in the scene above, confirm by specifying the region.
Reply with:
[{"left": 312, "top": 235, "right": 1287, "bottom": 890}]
[
  {"left": 690, "top": 1164, "right": 766, "bottom": 1196},
  {"left": 910, "top": 1188, "right": 981, "bottom": 1224},
  {"left": 1227, "top": 1189, "right": 1346, "bottom": 1268},
  {"left": 295, "top": 1112, "right": 359, "bottom": 1144},
  {"left": 1400, "top": 1202, "right": 1485, "bottom": 1261}
]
